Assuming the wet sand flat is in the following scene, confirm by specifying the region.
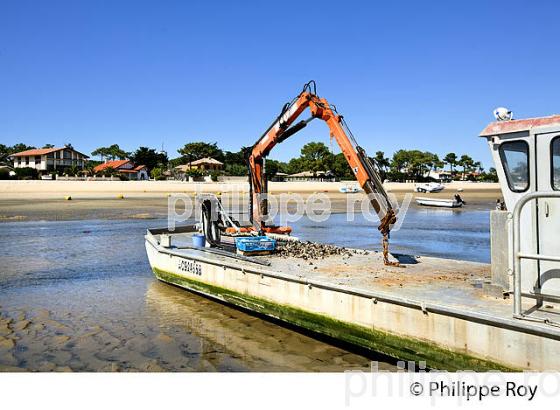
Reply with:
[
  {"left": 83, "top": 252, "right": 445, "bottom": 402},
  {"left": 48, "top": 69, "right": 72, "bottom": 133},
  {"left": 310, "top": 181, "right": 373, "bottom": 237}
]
[
  {"left": 0, "top": 186, "right": 501, "bottom": 223},
  {"left": 1, "top": 279, "right": 384, "bottom": 372}
]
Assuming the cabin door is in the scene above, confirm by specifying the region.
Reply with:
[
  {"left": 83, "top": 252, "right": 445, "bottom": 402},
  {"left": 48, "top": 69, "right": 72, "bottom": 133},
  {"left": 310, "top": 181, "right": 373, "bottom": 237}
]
[{"left": 536, "top": 132, "right": 560, "bottom": 298}]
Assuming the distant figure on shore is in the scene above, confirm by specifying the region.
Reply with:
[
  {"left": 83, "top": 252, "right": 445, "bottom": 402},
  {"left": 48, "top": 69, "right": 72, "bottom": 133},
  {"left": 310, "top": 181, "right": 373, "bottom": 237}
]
[{"left": 454, "top": 193, "right": 466, "bottom": 205}]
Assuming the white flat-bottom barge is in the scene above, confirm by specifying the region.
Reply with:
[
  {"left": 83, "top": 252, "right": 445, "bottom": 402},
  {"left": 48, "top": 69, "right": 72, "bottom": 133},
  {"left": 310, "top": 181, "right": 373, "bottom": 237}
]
[{"left": 145, "top": 226, "right": 560, "bottom": 371}]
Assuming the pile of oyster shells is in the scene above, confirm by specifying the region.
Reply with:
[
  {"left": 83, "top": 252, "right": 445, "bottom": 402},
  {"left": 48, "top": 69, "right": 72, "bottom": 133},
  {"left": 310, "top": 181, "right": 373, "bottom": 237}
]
[{"left": 276, "top": 240, "right": 364, "bottom": 260}]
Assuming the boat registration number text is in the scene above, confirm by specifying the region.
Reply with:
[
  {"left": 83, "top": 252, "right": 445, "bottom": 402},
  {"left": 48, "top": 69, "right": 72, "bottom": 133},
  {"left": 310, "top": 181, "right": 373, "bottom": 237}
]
[{"left": 178, "top": 260, "right": 202, "bottom": 276}]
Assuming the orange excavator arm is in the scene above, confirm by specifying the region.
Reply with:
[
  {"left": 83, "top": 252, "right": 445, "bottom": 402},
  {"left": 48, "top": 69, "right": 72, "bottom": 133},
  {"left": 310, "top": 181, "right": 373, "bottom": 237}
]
[{"left": 248, "top": 81, "right": 398, "bottom": 265}]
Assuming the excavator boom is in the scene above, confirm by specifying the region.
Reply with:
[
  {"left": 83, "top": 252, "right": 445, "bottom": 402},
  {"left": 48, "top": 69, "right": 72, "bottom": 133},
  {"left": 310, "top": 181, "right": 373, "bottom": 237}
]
[{"left": 248, "top": 82, "right": 398, "bottom": 265}]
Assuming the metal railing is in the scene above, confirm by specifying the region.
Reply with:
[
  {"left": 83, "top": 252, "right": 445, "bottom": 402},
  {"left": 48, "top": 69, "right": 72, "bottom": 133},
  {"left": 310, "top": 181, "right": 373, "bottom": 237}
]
[{"left": 512, "top": 191, "right": 560, "bottom": 319}]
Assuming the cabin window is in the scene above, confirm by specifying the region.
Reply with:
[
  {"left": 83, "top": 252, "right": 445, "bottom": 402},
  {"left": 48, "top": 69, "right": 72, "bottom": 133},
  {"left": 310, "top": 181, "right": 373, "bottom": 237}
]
[
  {"left": 552, "top": 137, "right": 560, "bottom": 190},
  {"left": 499, "top": 140, "right": 529, "bottom": 192}
]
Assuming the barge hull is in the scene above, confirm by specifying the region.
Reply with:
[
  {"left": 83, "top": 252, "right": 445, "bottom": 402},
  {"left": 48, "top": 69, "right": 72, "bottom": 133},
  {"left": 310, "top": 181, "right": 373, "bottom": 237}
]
[
  {"left": 145, "top": 233, "right": 560, "bottom": 371},
  {"left": 152, "top": 267, "right": 512, "bottom": 371}
]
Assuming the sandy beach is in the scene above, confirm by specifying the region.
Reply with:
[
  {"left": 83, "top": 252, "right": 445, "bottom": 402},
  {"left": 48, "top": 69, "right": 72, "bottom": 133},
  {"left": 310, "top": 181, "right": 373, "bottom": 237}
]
[{"left": 0, "top": 180, "right": 501, "bottom": 198}]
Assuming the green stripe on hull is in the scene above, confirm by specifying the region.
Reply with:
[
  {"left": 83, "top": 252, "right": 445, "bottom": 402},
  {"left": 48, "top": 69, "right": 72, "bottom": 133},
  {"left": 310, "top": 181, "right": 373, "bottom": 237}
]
[{"left": 153, "top": 268, "right": 516, "bottom": 371}]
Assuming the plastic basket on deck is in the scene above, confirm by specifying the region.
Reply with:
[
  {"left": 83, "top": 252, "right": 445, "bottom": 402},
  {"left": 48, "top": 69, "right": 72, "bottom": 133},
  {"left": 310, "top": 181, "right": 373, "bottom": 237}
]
[{"left": 235, "top": 236, "right": 276, "bottom": 252}]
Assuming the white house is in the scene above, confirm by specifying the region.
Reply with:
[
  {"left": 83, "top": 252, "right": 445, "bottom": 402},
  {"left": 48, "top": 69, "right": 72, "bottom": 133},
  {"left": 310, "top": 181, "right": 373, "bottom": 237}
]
[
  {"left": 9, "top": 145, "right": 89, "bottom": 174},
  {"left": 425, "top": 169, "right": 454, "bottom": 182}
]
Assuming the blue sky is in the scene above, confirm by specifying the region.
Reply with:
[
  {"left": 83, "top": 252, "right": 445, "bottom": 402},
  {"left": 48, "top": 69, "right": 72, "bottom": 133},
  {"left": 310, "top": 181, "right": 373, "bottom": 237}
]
[{"left": 1, "top": 0, "right": 559, "bottom": 169}]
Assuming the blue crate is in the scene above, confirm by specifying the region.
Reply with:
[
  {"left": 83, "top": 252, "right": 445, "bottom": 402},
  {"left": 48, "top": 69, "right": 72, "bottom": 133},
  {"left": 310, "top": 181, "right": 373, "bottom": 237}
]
[{"left": 235, "top": 236, "right": 276, "bottom": 252}]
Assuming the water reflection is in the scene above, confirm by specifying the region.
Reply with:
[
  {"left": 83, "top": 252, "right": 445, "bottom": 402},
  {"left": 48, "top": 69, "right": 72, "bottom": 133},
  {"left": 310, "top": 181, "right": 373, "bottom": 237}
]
[{"left": 144, "top": 281, "right": 382, "bottom": 371}]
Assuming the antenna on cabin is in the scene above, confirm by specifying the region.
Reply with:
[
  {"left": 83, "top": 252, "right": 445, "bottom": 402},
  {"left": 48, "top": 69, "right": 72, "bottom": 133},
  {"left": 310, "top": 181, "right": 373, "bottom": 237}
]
[{"left": 493, "top": 107, "right": 513, "bottom": 121}]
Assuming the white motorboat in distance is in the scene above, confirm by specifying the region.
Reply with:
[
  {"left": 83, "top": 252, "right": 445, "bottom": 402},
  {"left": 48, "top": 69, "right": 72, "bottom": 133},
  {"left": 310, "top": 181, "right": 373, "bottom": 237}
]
[
  {"left": 415, "top": 197, "right": 463, "bottom": 208},
  {"left": 414, "top": 182, "right": 445, "bottom": 193}
]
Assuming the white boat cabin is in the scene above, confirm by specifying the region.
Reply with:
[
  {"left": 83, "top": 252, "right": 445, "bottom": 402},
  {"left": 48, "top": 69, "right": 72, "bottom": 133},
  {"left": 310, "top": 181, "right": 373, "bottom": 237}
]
[{"left": 480, "top": 114, "right": 560, "bottom": 308}]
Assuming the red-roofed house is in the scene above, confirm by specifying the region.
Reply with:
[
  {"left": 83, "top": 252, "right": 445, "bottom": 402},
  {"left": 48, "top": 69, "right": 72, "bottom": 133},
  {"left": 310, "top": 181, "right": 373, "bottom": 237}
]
[
  {"left": 93, "top": 159, "right": 148, "bottom": 180},
  {"left": 9, "top": 145, "right": 89, "bottom": 174}
]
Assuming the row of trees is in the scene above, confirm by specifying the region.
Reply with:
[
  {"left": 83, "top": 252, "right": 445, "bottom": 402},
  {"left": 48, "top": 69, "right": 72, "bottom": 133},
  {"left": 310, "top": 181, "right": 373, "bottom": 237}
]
[
  {"left": 2, "top": 140, "right": 497, "bottom": 182},
  {"left": 168, "top": 141, "right": 354, "bottom": 179},
  {"left": 89, "top": 141, "right": 353, "bottom": 179},
  {"left": 374, "top": 150, "right": 490, "bottom": 181},
  {"left": 168, "top": 141, "right": 497, "bottom": 182}
]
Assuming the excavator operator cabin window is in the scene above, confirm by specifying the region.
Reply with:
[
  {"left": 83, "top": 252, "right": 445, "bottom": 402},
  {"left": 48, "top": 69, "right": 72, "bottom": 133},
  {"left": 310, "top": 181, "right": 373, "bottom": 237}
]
[
  {"left": 499, "top": 140, "right": 529, "bottom": 193},
  {"left": 552, "top": 136, "right": 560, "bottom": 190}
]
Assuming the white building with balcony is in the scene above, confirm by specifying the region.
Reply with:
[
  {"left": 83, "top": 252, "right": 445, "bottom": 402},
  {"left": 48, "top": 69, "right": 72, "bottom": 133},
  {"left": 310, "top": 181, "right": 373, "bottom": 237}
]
[{"left": 9, "top": 145, "right": 89, "bottom": 174}]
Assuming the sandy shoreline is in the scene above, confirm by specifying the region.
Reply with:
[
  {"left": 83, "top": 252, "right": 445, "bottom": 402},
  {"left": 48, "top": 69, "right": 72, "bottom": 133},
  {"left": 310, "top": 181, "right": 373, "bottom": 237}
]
[
  {"left": 0, "top": 180, "right": 500, "bottom": 198},
  {"left": 0, "top": 181, "right": 502, "bottom": 223}
]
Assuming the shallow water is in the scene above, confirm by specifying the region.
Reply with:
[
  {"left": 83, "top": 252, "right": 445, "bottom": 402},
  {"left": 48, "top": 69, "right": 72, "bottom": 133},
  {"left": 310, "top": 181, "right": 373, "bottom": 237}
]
[
  {"left": 0, "top": 208, "right": 491, "bottom": 371},
  {"left": 0, "top": 219, "right": 389, "bottom": 371},
  {"left": 292, "top": 207, "right": 490, "bottom": 263}
]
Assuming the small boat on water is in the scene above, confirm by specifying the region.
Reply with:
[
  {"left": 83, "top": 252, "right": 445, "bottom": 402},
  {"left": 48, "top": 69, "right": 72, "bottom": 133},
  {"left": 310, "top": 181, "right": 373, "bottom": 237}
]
[
  {"left": 415, "top": 196, "right": 463, "bottom": 208},
  {"left": 339, "top": 185, "right": 360, "bottom": 193},
  {"left": 414, "top": 182, "right": 445, "bottom": 193}
]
